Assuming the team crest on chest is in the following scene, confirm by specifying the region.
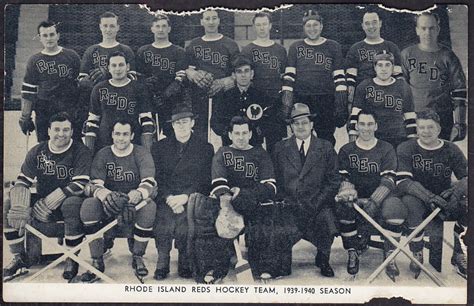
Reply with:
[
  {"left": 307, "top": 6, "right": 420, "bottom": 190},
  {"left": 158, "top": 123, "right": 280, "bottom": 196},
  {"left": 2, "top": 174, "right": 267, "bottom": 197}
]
[{"left": 246, "top": 104, "right": 263, "bottom": 120}]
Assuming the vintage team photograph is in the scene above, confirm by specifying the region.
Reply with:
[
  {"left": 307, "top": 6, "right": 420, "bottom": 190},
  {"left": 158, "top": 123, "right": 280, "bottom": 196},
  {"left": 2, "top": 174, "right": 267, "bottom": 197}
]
[{"left": 2, "top": 2, "right": 469, "bottom": 304}]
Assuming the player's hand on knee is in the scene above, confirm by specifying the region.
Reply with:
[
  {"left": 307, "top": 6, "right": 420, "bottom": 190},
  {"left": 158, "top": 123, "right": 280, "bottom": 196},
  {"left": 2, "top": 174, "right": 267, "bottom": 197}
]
[
  {"left": 127, "top": 189, "right": 143, "bottom": 205},
  {"left": 18, "top": 116, "right": 35, "bottom": 135},
  {"left": 32, "top": 198, "right": 54, "bottom": 223},
  {"left": 103, "top": 191, "right": 129, "bottom": 217}
]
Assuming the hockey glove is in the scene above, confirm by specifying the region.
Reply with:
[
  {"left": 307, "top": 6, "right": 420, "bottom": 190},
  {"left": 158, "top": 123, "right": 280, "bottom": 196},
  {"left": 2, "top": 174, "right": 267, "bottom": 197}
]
[
  {"left": 449, "top": 123, "right": 467, "bottom": 142},
  {"left": 208, "top": 76, "right": 235, "bottom": 97},
  {"left": 128, "top": 189, "right": 143, "bottom": 205},
  {"left": 32, "top": 198, "right": 55, "bottom": 223},
  {"left": 336, "top": 180, "right": 358, "bottom": 203},
  {"left": 118, "top": 203, "right": 136, "bottom": 226},
  {"left": 19, "top": 116, "right": 35, "bottom": 135},
  {"left": 164, "top": 80, "right": 184, "bottom": 99},
  {"left": 145, "top": 75, "right": 160, "bottom": 92},
  {"left": 186, "top": 68, "right": 214, "bottom": 89},
  {"left": 103, "top": 192, "right": 129, "bottom": 218},
  {"left": 89, "top": 67, "right": 109, "bottom": 84},
  {"left": 334, "top": 90, "right": 348, "bottom": 128}
]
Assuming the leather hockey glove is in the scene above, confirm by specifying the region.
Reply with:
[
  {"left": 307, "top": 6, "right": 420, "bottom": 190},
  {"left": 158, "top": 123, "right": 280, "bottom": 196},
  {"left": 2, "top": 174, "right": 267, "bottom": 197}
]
[
  {"left": 335, "top": 180, "right": 358, "bottom": 204},
  {"left": 118, "top": 203, "right": 136, "bottom": 226},
  {"left": 357, "top": 198, "right": 378, "bottom": 218},
  {"left": 208, "top": 76, "right": 235, "bottom": 97},
  {"left": 103, "top": 192, "right": 129, "bottom": 218},
  {"left": 19, "top": 116, "right": 35, "bottom": 135},
  {"left": 449, "top": 123, "right": 467, "bottom": 142},
  {"left": 186, "top": 68, "right": 214, "bottom": 89},
  {"left": 89, "top": 67, "right": 109, "bottom": 84},
  {"left": 164, "top": 80, "right": 184, "bottom": 99}
]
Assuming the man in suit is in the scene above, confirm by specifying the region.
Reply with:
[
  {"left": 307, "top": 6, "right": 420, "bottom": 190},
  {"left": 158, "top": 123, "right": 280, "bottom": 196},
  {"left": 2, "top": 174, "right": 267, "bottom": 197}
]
[
  {"left": 272, "top": 103, "right": 341, "bottom": 277},
  {"left": 151, "top": 103, "right": 214, "bottom": 280}
]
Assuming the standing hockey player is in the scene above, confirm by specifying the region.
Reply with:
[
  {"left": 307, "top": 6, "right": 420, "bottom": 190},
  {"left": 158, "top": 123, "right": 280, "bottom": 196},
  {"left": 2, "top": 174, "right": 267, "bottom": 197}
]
[
  {"left": 337, "top": 110, "right": 406, "bottom": 280},
  {"left": 4, "top": 112, "right": 91, "bottom": 281},
  {"left": 19, "top": 21, "right": 82, "bottom": 142},
  {"left": 80, "top": 118, "right": 157, "bottom": 282},
  {"left": 136, "top": 14, "right": 187, "bottom": 137},
  {"left": 185, "top": 9, "right": 240, "bottom": 138},
  {"left": 211, "top": 55, "right": 281, "bottom": 151},
  {"left": 281, "top": 10, "right": 347, "bottom": 145},
  {"left": 151, "top": 104, "right": 213, "bottom": 280},
  {"left": 401, "top": 12, "right": 467, "bottom": 141},
  {"left": 345, "top": 11, "right": 402, "bottom": 105},
  {"left": 396, "top": 109, "right": 468, "bottom": 279},
  {"left": 348, "top": 51, "right": 416, "bottom": 148},
  {"left": 83, "top": 51, "right": 154, "bottom": 152},
  {"left": 272, "top": 103, "right": 341, "bottom": 277},
  {"left": 210, "top": 116, "right": 297, "bottom": 281},
  {"left": 79, "top": 11, "right": 136, "bottom": 84},
  {"left": 240, "top": 12, "right": 287, "bottom": 145}
]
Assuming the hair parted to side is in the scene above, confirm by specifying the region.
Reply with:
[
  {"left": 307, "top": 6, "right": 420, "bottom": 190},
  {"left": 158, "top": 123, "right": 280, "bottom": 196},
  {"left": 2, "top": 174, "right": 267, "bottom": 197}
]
[
  {"left": 48, "top": 112, "right": 72, "bottom": 127},
  {"left": 357, "top": 108, "right": 378, "bottom": 123},
  {"left": 108, "top": 51, "right": 128, "bottom": 65},
  {"left": 229, "top": 115, "right": 251, "bottom": 132},
  {"left": 112, "top": 117, "right": 135, "bottom": 132},
  {"left": 100, "top": 11, "right": 119, "bottom": 23},
  {"left": 252, "top": 12, "right": 272, "bottom": 24},
  {"left": 416, "top": 109, "right": 441, "bottom": 124},
  {"left": 37, "top": 20, "right": 58, "bottom": 34}
]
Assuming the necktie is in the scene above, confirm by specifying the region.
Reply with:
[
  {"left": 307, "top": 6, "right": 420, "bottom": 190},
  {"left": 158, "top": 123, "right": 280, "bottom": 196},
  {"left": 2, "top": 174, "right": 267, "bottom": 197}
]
[{"left": 299, "top": 140, "right": 306, "bottom": 165}]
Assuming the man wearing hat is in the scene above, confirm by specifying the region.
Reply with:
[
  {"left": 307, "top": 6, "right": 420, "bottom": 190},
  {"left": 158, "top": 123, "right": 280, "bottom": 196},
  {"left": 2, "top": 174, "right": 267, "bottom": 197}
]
[
  {"left": 272, "top": 103, "right": 341, "bottom": 277},
  {"left": 281, "top": 10, "right": 347, "bottom": 145},
  {"left": 211, "top": 54, "right": 283, "bottom": 152},
  {"left": 151, "top": 103, "right": 214, "bottom": 280},
  {"left": 348, "top": 51, "right": 416, "bottom": 149}
]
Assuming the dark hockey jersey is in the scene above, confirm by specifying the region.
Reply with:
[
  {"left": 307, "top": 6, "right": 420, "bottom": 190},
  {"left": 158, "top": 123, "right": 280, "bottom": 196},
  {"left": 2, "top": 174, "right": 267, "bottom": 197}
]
[
  {"left": 345, "top": 39, "right": 401, "bottom": 87},
  {"left": 401, "top": 44, "right": 467, "bottom": 112},
  {"left": 285, "top": 38, "right": 345, "bottom": 95},
  {"left": 350, "top": 78, "right": 416, "bottom": 141},
  {"left": 210, "top": 146, "right": 276, "bottom": 196},
  {"left": 22, "top": 47, "right": 80, "bottom": 102},
  {"left": 85, "top": 79, "right": 154, "bottom": 149},
  {"left": 136, "top": 43, "right": 187, "bottom": 93},
  {"left": 185, "top": 35, "right": 240, "bottom": 79},
  {"left": 241, "top": 42, "right": 287, "bottom": 98},
  {"left": 91, "top": 144, "right": 156, "bottom": 196},
  {"left": 17, "top": 140, "right": 91, "bottom": 198},
  {"left": 338, "top": 140, "right": 396, "bottom": 198},
  {"left": 397, "top": 138, "right": 467, "bottom": 195}
]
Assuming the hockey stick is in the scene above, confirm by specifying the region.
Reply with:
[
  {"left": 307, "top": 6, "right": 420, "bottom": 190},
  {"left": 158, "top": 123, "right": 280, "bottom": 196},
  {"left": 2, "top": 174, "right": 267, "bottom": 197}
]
[
  {"left": 353, "top": 204, "right": 445, "bottom": 286},
  {"left": 25, "top": 200, "right": 149, "bottom": 283},
  {"left": 155, "top": 113, "right": 160, "bottom": 141},
  {"left": 207, "top": 97, "right": 212, "bottom": 143},
  {"left": 233, "top": 238, "right": 254, "bottom": 284}
]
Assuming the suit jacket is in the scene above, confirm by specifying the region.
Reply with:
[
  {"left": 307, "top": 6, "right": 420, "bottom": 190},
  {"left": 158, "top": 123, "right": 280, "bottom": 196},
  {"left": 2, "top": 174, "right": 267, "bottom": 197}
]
[
  {"left": 151, "top": 133, "right": 214, "bottom": 203},
  {"left": 272, "top": 135, "right": 341, "bottom": 239}
]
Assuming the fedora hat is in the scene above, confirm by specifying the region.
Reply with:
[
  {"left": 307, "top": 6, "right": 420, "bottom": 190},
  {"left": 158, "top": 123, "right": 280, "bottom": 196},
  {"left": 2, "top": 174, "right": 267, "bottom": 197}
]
[
  {"left": 167, "top": 103, "right": 197, "bottom": 122},
  {"left": 287, "top": 103, "right": 316, "bottom": 123}
]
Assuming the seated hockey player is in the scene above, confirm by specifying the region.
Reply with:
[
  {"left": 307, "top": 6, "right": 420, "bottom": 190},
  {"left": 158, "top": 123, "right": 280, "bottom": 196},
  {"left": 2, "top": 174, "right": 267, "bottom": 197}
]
[
  {"left": 4, "top": 112, "right": 92, "bottom": 281},
  {"left": 336, "top": 110, "right": 407, "bottom": 280},
  {"left": 210, "top": 116, "right": 298, "bottom": 281},
  {"left": 396, "top": 109, "right": 468, "bottom": 279},
  {"left": 348, "top": 51, "right": 417, "bottom": 149},
  {"left": 80, "top": 118, "right": 157, "bottom": 282},
  {"left": 151, "top": 104, "right": 214, "bottom": 280},
  {"left": 272, "top": 103, "right": 340, "bottom": 277}
]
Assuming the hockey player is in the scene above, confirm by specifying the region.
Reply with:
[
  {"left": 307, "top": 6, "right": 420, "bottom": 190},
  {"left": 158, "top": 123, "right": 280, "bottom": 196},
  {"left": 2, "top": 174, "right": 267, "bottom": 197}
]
[
  {"left": 19, "top": 21, "right": 82, "bottom": 142},
  {"left": 80, "top": 118, "right": 157, "bottom": 282},
  {"left": 345, "top": 11, "right": 402, "bottom": 105},
  {"left": 185, "top": 9, "right": 240, "bottom": 138},
  {"left": 211, "top": 55, "right": 281, "bottom": 151},
  {"left": 79, "top": 11, "right": 136, "bottom": 85},
  {"left": 151, "top": 104, "right": 213, "bottom": 280},
  {"left": 396, "top": 109, "right": 468, "bottom": 279},
  {"left": 210, "top": 116, "right": 297, "bottom": 281},
  {"left": 348, "top": 51, "right": 416, "bottom": 148},
  {"left": 4, "top": 112, "right": 91, "bottom": 281},
  {"left": 83, "top": 51, "right": 154, "bottom": 152},
  {"left": 281, "top": 10, "right": 347, "bottom": 145},
  {"left": 136, "top": 14, "right": 187, "bottom": 137},
  {"left": 401, "top": 12, "right": 467, "bottom": 141},
  {"left": 337, "top": 110, "right": 407, "bottom": 280},
  {"left": 272, "top": 103, "right": 341, "bottom": 277}
]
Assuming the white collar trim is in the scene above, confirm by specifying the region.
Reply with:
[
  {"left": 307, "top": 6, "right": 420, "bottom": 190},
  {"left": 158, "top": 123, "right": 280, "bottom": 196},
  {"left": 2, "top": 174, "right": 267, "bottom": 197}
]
[
  {"left": 417, "top": 139, "right": 444, "bottom": 150},
  {"left": 111, "top": 144, "right": 134, "bottom": 157},
  {"left": 48, "top": 139, "right": 73, "bottom": 154},
  {"left": 304, "top": 37, "right": 327, "bottom": 46},
  {"left": 364, "top": 38, "right": 384, "bottom": 45},
  {"left": 202, "top": 34, "right": 223, "bottom": 42},
  {"left": 41, "top": 47, "right": 63, "bottom": 56},
  {"left": 356, "top": 138, "right": 378, "bottom": 150}
]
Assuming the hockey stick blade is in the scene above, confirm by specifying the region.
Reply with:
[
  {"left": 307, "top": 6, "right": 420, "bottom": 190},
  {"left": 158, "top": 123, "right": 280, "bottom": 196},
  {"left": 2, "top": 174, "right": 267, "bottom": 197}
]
[{"left": 233, "top": 239, "right": 254, "bottom": 284}]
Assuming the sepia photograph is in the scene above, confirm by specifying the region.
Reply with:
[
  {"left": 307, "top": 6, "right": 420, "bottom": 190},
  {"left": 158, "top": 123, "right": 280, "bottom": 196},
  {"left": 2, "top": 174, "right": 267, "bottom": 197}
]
[{"left": 2, "top": 2, "right": 469, "bottom": 304}]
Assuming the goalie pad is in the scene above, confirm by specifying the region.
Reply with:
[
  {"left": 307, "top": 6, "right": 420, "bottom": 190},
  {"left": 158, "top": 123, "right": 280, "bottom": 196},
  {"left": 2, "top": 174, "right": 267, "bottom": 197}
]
[
  {"left": 208, "top": 76, "right": 235, "bottom": 97},
  {"left": 187, "top": 193, "right": 232, "bottom": 283}
]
